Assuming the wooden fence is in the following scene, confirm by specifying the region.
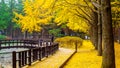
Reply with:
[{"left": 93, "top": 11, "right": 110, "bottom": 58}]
[
  {"left": 0, "top": 39, "right": 59, "bottom": 68},
  {"left": 12, "top": 43, "right": 58, "bottom": 68},
  {"left": 0, "top": 39, "right": 53, "bottom": 49}
]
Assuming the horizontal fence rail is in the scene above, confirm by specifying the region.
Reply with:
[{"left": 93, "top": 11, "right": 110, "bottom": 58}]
[
  {"left": 0, "top": 39, "right": 52, "bottom": 49},
  {"left": 0, "top": 39, "right": 59, "bottom": 68}
]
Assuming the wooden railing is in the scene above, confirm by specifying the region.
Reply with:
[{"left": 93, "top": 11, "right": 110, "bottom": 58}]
[
  {"left": 0, "top": 39, "right": 52, "bottom": 49},
  {"left": 0, "top": 39, "right": 59, "bottom": 68},
  {"left": 0, "top": 39, "right": 39, "bottom": 49},
  {"left": 12, "top": 43, "right": 58, "bottom": 68}
]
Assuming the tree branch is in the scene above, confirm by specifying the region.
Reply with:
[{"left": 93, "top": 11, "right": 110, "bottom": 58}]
[
  {"left": 77, "top": 5, "right": 93, "bottom": 21},
  {"left": 91, "top": 0, "right": 101, "bottom": 8},
  {"left": 74, "top": 9, "right": 93, "bottom": 26}
]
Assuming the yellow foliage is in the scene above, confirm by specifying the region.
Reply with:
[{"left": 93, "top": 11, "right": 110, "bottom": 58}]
[
  {"left": 64, "top": 51, "right": 102, "bottom": 68},
  {"left": 64, "top": 41, "right": 120, "bottom": 68},
  {"left": 114, "top": 43, "right": 120, "bottom": 68},
  {"left": 79, "top": 40, "right": 95, "bottom": 50},
  {"left": 54, "top": 0, "right": 92, "bottom": 33},
  {"left": 23, "top": 40, "right": 120, "bottom": 68},
  {"left": 13, "top": 0, "right": 54, "bottom": 33},
  {"left": 54, "top": 36, "right": 83, "bottom": 48},
  {"left": 13, "top": 0, "right": 92, "bottom": 33},
  {"left": 64, "top": 40, "right": 102, "bottom": 68}
]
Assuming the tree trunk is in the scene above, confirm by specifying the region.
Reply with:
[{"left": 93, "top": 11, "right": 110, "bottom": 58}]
[
  {"left": 97, "top": 0, "right": 102, "bottom": 56},
  {"left": 98, "top": 14, "right": 102, "bottom": 56},
  {"left": 89, "top": 26, "right": 94, "bottom": 44},
  {"left": 101, "top": 0, "right": 115, "bottom": 68},
  {"left": 91, "top": 11, "right": 98, "bottom": 50},
  {"left": 89, "top": 23, "right": 98, "bottom": 50},
  {"left": 93, "top": 25, "right": 98, "bottom": 50}
]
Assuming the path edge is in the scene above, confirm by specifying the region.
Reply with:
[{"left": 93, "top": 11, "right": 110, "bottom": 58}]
[{"left": 59, "top": 51, "right": 76, "bottom": 68}]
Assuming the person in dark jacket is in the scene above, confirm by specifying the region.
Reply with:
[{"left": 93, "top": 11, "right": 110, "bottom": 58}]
[{"left": 51, "top": 34, "right": 54, "bottom": 42}]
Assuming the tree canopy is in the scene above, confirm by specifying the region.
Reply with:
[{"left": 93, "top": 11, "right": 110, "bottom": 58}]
[
  {"left": 13, "top": 0, "right": 55, "bottom": 33},
  {"left": 13, "top": 0, "right": 93, "bottom": 33}
]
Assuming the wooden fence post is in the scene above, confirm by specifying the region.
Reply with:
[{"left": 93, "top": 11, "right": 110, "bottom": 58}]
[
  {"left": 18, "top": 52, "right": 21, "bottom": 68},
  {"left": 39, "top": 47, "right": 41, "bottom": 61},
  {"left": 12, "top": 51, "right": 16, "bottom": 68},
  {"left": 28, "top": 49, "right": 31, "bottom": 65},
  {"left": 46, "top": 42, "right": 48, "bottom": 57}
]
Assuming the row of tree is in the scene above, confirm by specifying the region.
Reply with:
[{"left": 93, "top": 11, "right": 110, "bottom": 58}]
[
  {"left": 0, "top": 0, "right": 79, "bottom": 39},
  {"left": 1, "top": 0, "right": 120, "bottom": 39},
  {"left": 0, "top": 0, "right": 120, "bottom": 67},
  {"left": 14, "top": 0, "right": 119, "bottom": 68}
]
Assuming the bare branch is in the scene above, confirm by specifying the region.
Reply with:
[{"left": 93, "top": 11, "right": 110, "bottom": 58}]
[
  {"left": 77, "top": 5, "right": 93, "bottom": 21},
  {"left": 83, "top": 0, "right": 94, "bottom": 11},
  {"left": 91, "top": 0, "right": 101, "bottom": 8},
  {"left": 74, "top": 9, "right": 93, "bottom": 26}
]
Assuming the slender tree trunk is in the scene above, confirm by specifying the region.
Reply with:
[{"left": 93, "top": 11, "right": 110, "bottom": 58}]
[
  {"left": 89, "top": 26, "right": 94, "bottom": 43},
  {"left": 98, "top": 15, "right": 102, "bottom": 56},
  {"left": 93, "top": 25, "right": 98, "bottom": 50},
  {"left": 89, "top": 23, "right": 98, "bottom": 50},
  {"left": 97, "top": 0, "right": 102, "bottom": 56},
  {"left": 91, "top": 11, "right": 98, "bottom": 50},
  {"left": 101, "top": 0, "right": 115, "bottom": 68}
]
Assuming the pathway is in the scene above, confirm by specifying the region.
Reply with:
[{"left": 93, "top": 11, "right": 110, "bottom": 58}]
[{"left": 23, "top": 48, "right": 74, "bottom": 68}]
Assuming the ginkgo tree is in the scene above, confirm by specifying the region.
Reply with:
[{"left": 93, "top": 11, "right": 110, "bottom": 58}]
[
  {"left": 13, "top": 0, "right": 92, "bottom": 33},
  {"left": 13, "top": 0, "right": 94, "bottom": 44},
  {"left": 54, "top": 0, "right": 92, "bottom": 33},
  {"left": 13, "top": 0, "right": 116, "bottom": 68},
  {"left": 13, "top": 0, "right": 99, "bottom": 50},
  {"left": 53, "top": 0, "right": 99, "bottom": 50},
  {"left": 13, "top": 0, "right": 54, "bottom": 33},
  {"left": 111, "top": 1, "right": 120, "bottom": 41},
  {"left": 54, "top": 0, "right": 116, "bottom": 67},
  {"left": 92, "top": 0, "right": 116, "bottom": 67}
]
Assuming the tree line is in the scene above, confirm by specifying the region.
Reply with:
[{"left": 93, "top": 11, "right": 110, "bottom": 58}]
[{"left": 1, "top": 0, "right": 120, "bottom": 68}]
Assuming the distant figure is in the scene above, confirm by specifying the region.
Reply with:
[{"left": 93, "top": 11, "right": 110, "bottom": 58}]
[
  {"left": 85, "top": 36, "right": 88, "bottom": 39},
  {"left": 39, "top": 38, "right": 43, "bottom": 46},
  {"left": 51, "top": 34, "right": 54, "bottom": 42},
  {"left": 117, "top": 40, "right": 120, "bottom": 44},
  {"left": 39, "top": 38, "right": 43, "bottom": 42}
]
